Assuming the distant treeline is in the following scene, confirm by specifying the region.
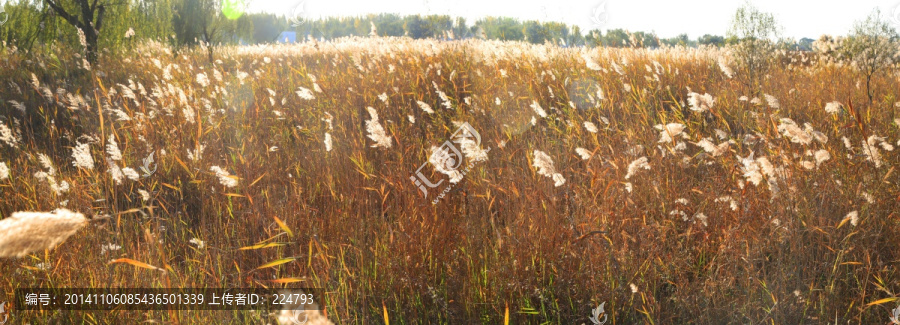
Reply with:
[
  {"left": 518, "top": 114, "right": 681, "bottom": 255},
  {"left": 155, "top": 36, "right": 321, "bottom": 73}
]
[
  {"left": 0, "top": 0, "right": 817, "bottom": 54},
  {"left": 252, "top": 13, "right": 818, "bottom": 50}
]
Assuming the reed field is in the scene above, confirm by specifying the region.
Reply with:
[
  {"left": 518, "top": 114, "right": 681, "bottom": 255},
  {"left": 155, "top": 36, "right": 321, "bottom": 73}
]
[{"left": 0, "top": 36, "right": 899, "bottom": 324}]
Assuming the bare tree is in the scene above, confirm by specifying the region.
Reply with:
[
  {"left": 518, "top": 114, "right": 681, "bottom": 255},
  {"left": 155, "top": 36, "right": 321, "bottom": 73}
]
[
  {"left": 727, "top": 1, "right": 781, "bottom": 96},
  {"left": 841, "top": 9, "right": 899, "bottom": 108},
  {"left": 43, "top": 0, "right": 111, "bottom": 63}
]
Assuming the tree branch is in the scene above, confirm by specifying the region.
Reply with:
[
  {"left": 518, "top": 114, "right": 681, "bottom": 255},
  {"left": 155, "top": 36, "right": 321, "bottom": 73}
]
[
  {"left": 95, "top": 5, "right": 105, "bottom": 31},
  {"left": 78, "top": 0, "right": 95, "bottom": 32},
  {"left": 44, "top": 0, "right": 83, "bottom": 28}
]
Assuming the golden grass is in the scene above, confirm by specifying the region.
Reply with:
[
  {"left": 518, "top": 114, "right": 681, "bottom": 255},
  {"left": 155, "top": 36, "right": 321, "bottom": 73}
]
[
  {"left": 0, "top": 37, "right": 898, "bottom": 323},
  {"left": 0, "top": 209, "right": 87, "bottom": 258}
]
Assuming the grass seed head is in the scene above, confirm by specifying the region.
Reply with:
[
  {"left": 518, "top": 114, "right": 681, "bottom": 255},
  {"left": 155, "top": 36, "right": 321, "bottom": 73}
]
[{"left": 0, "top": 209, "right": 88, "bottom": 258}]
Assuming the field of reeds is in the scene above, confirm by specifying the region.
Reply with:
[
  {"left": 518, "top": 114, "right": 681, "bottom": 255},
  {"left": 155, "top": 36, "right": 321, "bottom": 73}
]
[{"left": 0, "top": 37, "right": 899, "bottom": 324}]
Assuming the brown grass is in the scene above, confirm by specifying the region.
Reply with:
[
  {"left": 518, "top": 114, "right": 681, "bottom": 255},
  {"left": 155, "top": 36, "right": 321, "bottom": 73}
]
[
  {"left": 0, "top": 209, "right": 87, "bottom": 257},
  {"left": 0, "top": 37, "right": 899, "bottom": 324}
]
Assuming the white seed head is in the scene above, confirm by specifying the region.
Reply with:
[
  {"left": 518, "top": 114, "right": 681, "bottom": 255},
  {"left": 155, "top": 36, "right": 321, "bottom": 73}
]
[{"left": 0, "top": 209, "right": 88, "bottom": 257}]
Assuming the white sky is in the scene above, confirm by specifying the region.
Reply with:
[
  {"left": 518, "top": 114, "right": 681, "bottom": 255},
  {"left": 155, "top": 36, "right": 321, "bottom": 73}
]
[{"left": 245, "top": 0, "right": 900, "bottom": 39}]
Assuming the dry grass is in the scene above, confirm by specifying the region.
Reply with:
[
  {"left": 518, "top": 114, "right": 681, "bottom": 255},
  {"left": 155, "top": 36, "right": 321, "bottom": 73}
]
[
  {"left": 0, "top": 209, "right": 87, "bottom": 258},
  {"left": 0, "top": 37, "right": 899, "bottom": 324}
]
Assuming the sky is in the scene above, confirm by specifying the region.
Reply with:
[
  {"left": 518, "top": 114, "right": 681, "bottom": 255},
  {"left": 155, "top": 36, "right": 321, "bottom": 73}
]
[{"left": 244, "top": 0, "right": 900, "bottom": 39}]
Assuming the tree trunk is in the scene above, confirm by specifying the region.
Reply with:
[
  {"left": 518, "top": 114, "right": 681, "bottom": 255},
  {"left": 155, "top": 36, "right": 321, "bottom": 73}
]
[
  {"left": 85, "top": 29, "right": 99, "bottom": 63},
  {"left": 44, "top": 0, "right": 105, "bottom": 63}
]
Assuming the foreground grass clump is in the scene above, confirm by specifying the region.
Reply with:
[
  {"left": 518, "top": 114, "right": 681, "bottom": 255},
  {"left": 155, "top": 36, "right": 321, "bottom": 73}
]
[{"left": 0, "top": 37, "right": 899, "bottom": 324}]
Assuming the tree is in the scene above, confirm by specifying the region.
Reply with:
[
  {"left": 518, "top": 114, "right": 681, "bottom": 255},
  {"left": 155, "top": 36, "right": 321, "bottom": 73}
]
[
  {"left": 795, "top": 37, "right": 814, "bottom": 51},
  {"left": 661, "top": 34, "right": 693, "bottom": 47},
  {"left": 249, "top": 13, "right": 287, "bottom": 43},
  {"left": 172, "top": 0, "right": 246, "bottom": 61},
  {"left": 372, "top": 14, "right": 405, "bottom": 37},
  {"left": 728, "top": 1, "right": 781, "bottom": 95},
  {"left": 451, "top": 17, "right": 468, "bottom": 39},
  {"left": 585, "top": 30, "right": 602, "bottom": 47},
  {"left": 404, "top": 15, "right": 434, "bottom": 39},
  {"left": 43, "top": 0, "right": 112, "bottom": 63},
  {"left": 698, "top": 34, "right": 725, "bottom": 47},
  {"left": 132, "top": 0, "right": 176, "bottom": 43},
  {"left": 522, "top": 20, "right": 546, "bottom": 44},
  {"left": 631, "top": 31, "right": 658, "bottom": 48},
  {"left": 604, "top": 29, "right": 630, "bottom": 47},
  {"left": 1, "top": 0, "right": 52, "bottom": 51},
  {"left": 474, "top": 17, "right": 523, "bottom": 41},
  {"left": 841, "top": 9, "right": 899, "bottom": 108},
  {"left": 724, "top": 35, "right": 740, "bottom": 45},
  {"left": 567, "top": 25, "right": 584, "bottom": 46},
  {"left": 426, "top": 15, "right": 452, "bottom": 39}
]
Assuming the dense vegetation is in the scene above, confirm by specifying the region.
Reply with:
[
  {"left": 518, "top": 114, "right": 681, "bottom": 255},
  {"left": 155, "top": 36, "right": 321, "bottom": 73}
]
[
  {"left": 1, "top": 1, "right": 900, "bottom": 324},
  {"left": 0, "top": 0, "right": 819, "bottom": 58}
]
